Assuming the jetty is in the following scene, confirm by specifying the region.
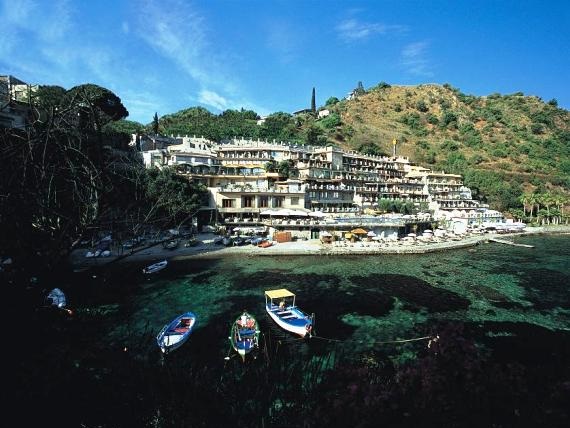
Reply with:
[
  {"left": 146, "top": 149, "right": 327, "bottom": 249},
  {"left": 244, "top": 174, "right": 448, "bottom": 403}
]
[{"left": 488, "top": 238, "right": 534, "bottom": 248}]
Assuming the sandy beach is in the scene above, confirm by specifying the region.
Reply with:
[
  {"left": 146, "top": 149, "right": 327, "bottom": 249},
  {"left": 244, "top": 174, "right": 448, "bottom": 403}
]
[{"left": 69, "top": 225, "right": 570, "bottom": 269}]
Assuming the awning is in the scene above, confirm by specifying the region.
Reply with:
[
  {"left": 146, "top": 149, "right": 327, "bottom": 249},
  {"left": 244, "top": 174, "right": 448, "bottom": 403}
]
[
  {"left": 265, "top": 289, "right": 295, "bottom": 299},
  {"left": 308, "top": 211, "right": 326, "bottom": 217},
  {"left": 350, "top": 228, "right": 368, "bottom": 234}
]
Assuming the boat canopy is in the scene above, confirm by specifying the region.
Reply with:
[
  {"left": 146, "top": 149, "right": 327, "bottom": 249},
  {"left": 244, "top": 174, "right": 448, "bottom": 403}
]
[{"left": 265, "top": 289, "right": 295, "bottom": 299}]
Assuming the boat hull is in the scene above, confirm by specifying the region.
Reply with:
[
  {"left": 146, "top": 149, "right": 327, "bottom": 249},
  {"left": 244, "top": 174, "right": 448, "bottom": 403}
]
[
  {"left": 229, "top": 311, "right": 260, "bottom": 361},
  {"left": 265, "top": 305, "right": 312, "bottom": 337},
  {"left": 156, "top": 312, "right": 196, "bottom": 354},
  {"left": 143, "top": 260, "right": 168, "bottom": 274}
]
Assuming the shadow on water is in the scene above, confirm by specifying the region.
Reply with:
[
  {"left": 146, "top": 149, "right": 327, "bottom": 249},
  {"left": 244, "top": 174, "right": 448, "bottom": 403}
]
[
  {"left": 6, "top": 234, "right": 570, "bottom": 427},
  {"left": 349, "top": 273, "right": 470, "bottom": 313}
]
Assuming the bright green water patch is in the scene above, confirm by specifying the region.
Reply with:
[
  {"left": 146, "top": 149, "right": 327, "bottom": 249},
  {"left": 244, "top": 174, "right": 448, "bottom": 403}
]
[{"left": 96, "top": 235, "right": 570, "bottom": 361}]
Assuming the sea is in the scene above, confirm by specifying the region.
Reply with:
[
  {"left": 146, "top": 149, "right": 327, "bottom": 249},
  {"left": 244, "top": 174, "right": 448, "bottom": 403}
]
[{"left": 8, "top": 233, "right": 570, "bottom": 426}]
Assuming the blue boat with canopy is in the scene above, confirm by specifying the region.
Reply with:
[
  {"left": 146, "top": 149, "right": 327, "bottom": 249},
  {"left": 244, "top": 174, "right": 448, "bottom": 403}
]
[{"left": 264, "top": 289, "right": 313, "bottom": 338}]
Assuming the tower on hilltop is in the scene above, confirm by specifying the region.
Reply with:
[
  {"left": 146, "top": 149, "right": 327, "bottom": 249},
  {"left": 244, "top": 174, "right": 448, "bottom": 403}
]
[{"left": 311, "top": 87, "right": 316, "bottom": 113}]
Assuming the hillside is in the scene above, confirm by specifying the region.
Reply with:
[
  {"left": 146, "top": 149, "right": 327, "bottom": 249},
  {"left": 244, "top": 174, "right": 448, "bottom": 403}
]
[
  {"left": 325, "top": 83, "right": 570, "bottom": 210},
  {"left": 117, "top": 82, "right": 570, "bottom": 214},
  {"left": 332, "top": 83, "right": 569, "bottom": 176}
]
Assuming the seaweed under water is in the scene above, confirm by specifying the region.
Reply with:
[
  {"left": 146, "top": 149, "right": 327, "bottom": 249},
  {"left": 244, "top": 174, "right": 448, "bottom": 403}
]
[{"left": 6, "top": 234, "right": 570, "bottom": 427}]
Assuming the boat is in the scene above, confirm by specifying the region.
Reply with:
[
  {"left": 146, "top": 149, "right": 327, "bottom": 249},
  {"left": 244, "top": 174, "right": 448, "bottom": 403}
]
[
  {"left": 163, "top": 239, "right": 179, "bottom": 250},
  {"left": 156, "top": 312, "right": 197, "bottom": 354},
  {"left": 264, "top": 289, "right": 313, "bottom": 337},
  {"left": 258, "top": 239, "right": 273, "bottom": 248},
  {"left": 228, "top": 311, "right": 260, "bottom": 361},
  {"left": 184, "top": 237, "right": 200, "bottom": 247},
  {"left": 143, "top": 260, "right": 168, "bottom": 274},
  {"left": 46, "top": 288, "right": 66, "bottom": 309},
  {"left": 250, "top": 236, "right": 264, "bottom": 245}
]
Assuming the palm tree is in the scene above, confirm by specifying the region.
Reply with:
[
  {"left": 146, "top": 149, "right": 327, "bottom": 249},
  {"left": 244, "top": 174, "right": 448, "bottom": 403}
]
[
  {"left": 528, "top": 193, "right": 539, "bottom": 220},
  {"left": 542, "top": 192, "right": 555, "bottom": 224},
  {"left": 518, "top": 192, "right": 531, "bottom": 218},
  {"left": 552, "top": 192, "right": 568, "bottom": 224}
]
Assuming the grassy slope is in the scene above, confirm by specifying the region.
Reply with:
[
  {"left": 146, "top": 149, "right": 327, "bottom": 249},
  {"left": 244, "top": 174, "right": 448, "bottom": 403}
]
[{"left": 327, "top": 84, "right": 569, "bottom": 190}]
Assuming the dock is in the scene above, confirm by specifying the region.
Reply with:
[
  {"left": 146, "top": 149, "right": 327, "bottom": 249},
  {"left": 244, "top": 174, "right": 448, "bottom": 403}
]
[{"left": 489, "top": 238, "right": 534, "bottom": 248}]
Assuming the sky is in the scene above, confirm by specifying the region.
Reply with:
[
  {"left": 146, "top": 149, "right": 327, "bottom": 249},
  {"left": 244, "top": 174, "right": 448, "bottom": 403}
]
[{"left": 1, "top": 0, "right": 569, "bottom": 124}]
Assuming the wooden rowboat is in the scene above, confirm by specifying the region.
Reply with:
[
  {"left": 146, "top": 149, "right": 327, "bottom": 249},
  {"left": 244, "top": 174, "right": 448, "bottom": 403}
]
[
  {"left": 264, "top": 289, "right": 313, "bottom": 338},
  {"left": 156, "top": 312, "right": 197, "bottom": 354},
  {"left": 228, "top": 310, "right": 260, "bottom": 362},
  {"left": 143, "top": 260, "right": 168, "bottom": 274}
]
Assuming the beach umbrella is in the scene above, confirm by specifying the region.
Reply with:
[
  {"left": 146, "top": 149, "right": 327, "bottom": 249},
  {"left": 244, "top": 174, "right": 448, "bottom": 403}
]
[
  {"left": 367, "top": 230, "right": 377, "bottom": 237},
  {"left": 407, "top": 233, "right": 417, "bottom": 238},
  {"left": 274, "top": 209, "right": 295, "bottom": 216},
  {"left": 350, "top": 228, "right": 368, "bottom": 235}
]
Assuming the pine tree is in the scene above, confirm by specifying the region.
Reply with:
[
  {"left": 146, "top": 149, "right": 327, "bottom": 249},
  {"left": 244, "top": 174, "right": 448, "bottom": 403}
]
[
  {"left": 311, "top": 87, "right": 316, "bottom": 113},
  {"left": 152, "top": 112, "right": 159, "bottom": 135}
]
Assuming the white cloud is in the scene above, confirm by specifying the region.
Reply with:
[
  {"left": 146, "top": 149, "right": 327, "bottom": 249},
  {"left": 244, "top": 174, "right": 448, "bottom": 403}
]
[
  {"left": 336, "top": 18, "right": 407, "bottom": 42},
  {"left": 198, "top": 89, "right": 229, "bottom": 111},
  {"left": 400, "top": 41, "right": 434, "bottom": 77},
  {"left": 134, "top": 0, "right": 269, "bottom": 116},
  {"left": 2, "top": 0, "right": 34, "bottom": 26},
  {"left": 121, "top": 89, "right": 169, "bottom": 123},
  {"left": 136, "top": 0, "right": 224, "bottom": 89}
]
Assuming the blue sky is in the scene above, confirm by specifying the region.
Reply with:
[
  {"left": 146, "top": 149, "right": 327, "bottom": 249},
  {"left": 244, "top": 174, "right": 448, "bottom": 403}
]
[{"left": 1, "top": 0, "right": 568, "bottom": 124}]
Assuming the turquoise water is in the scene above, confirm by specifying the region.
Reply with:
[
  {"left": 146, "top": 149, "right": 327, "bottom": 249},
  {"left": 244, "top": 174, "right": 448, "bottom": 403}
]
[
  {"left": 10, "top": 234, "right": 569, "bottom": 426},
  {"left": 87, "top": 234, "right": 569, "bottom": 362}
]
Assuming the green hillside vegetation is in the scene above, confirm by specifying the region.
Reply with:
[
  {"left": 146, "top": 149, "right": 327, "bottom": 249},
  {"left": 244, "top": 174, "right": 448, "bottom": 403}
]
[
  {"left": 331, "top": 83, "right": 570, "bottom": 214},
  {"left": 116, "top": 82, "right": 570, "bottom": 219}
]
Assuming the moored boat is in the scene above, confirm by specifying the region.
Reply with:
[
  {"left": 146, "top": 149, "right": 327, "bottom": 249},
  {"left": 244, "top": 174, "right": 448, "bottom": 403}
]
[
  {"left": 163, "top": 239, "right": 179, "bottom": 250},
  {"left": 229, "top": 310, "right": 260, "bottom": 361},
  {"left": 46, "top": 288, "right": 66, "bottom": 309},
  {"left": 143, "top": 260, "right": 168, "bottom": 274},
  {"left": 156, "top": 312, "right": 197, "bottom": 354},
  {"left": 264, "top": 289, "right": 313, "bottom": 337},
  {"left": 258, "top": 239, "right": 273, "bottom": 248}
]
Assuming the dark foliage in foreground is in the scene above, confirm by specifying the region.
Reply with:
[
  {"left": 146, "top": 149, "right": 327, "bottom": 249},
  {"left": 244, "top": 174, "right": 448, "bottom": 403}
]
[{"left": 5, "top": 279, "right": 569, "bottom": 428}]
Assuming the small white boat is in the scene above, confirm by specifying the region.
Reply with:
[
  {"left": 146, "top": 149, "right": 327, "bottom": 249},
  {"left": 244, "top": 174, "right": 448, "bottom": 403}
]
[
  {"left": 46, "top": 288, "right": 66, "bottom": 308},
  {"left": 264, "top": 289, "right": 313, "bottom": 337},
  {"left": 143, "top": 260, "right": 168, "bottom": 274},
  {"left": 156, "top": 312, "right": 197, "bottom": 354}
]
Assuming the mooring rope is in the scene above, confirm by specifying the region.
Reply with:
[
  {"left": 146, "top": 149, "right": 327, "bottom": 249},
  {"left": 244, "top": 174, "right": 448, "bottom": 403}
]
[{"left": 310, "top": 334, "right": 438, "bottom": 346}]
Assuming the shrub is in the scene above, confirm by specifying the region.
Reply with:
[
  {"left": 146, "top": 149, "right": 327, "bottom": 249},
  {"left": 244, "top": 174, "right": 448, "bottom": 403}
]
[{"left": 416, "top": 100, "right": 429, "bottom": 112}]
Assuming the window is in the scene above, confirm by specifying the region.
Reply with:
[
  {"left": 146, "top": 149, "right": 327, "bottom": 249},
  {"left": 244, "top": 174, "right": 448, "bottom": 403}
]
[
  {"left": 222, "top": 199, "right": 235, "bottom": 208},
  {"left": 273, "top": 197, "right": 284, "bottom": 208},
  {"left": 290, "top": 197, "right": 299, "bottom": 206},
  {"left": 258, "top": 196, "right": 268, "bottom": 208},
  {"left": 242, "top": 196, "right": 253, "bottom": 208}
]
